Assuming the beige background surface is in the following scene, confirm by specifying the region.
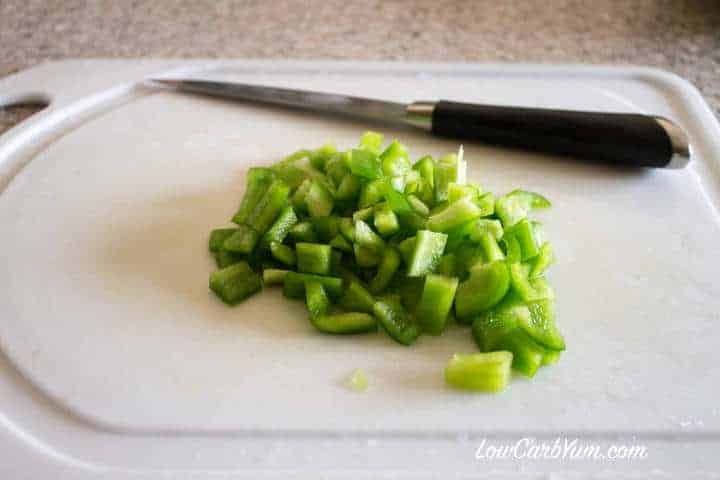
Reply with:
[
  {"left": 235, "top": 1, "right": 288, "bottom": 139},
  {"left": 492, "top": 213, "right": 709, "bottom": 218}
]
[{"left": 1, "top": 0, "right": 719, "bottom": 133}]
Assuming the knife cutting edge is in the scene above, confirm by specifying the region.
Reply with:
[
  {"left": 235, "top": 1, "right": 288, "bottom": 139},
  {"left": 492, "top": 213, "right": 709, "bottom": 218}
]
[{"left": 148, "top": 78, "right": 691, "bottom": 169}]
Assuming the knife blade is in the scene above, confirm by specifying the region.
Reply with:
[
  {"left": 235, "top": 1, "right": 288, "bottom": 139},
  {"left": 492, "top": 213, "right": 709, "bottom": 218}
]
[{"left": 149, "top": 78, "right": 690, "bottom": 169}]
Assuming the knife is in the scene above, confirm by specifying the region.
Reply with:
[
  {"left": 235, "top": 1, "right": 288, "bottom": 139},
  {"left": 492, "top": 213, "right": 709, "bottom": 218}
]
[{"left": 149, "top": 78, "right": 691, "bottom": 169}]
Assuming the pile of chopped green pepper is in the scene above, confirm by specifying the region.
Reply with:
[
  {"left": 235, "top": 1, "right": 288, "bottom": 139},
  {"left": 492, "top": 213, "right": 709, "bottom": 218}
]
[{"left": 208, "top": 132, "right": 564, "bottom": 392}]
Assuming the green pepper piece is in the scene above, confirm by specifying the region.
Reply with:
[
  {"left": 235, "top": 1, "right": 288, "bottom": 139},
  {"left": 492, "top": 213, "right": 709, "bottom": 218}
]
[
  {"left": 372, "top": 297, "right": 421, "bottom": 345},
  {"left": 349, "top": 149, "right": 383, "bottom": 179},
  {"left": 353, "top": 244, "right": 381, "bottom": 268},
  {"left": 471, "top": 294, "right": 525, "bottom": 351},
  {"left": 324, "top": 151, "right": 348, "bottom": 184},
  {"left": 434, "top": 153, "right": 458, "bottom": 204},
  {"left": 380, "top": 140, "right": 410, "bottom": 177},
  {"left": 406, "top": 194, "right": 430, "bottom": 216},
  {"left": 209, "top": 261, "right": 262, "bottom": 305},
  {"left": 263, "top": 268, "right": 288, "bottom": 285},
  {"left": 312, "top": 312, "right": 378, "bottom": 334},
  {"left": 374, "top": 202, "right": 400, "bottom": 237},
  {"left": 478, "top": 232, "right": 505, "bottom": 262},
  {"left": 505, "top": 218, "right": 539, "bottom": 260},
  {"left": 296, "top": 242, "right": 332, "bottom": 275},
  {"left": 397, "top": 236, "right": 416, "bottom": 265},
  {"left": 502, "top": 234, "right": 522, "bottom": 264},
  {"left": 407, "top": 230, "right": 447, "bottom": 277},
  {"left": 310, "top": 142, "right": 337, "bottom": 172},
  {"left": 245, "top": 179, "right": 291, "bottom": 235},
  {"left": 360, "top": 131, "right": 384, "bottom": 154},
  {"left": 304, "top": 280, "right": 331, "bottom": 318},
  {"left": 335, "top": 173, "right": 361, "bottom": 201},
  {"left": 359, "top": 178, "right": 386, "bottom": 208},
  {"left": 519, "top": 299, "right": 565, "bottom": 350},
  {"left": 214, "top": 249, "right": 243, "bottom": 268},
  {"left": 305, "top": 180, "right": 334, "bottom": 217},
  {"left": 542, "top": 349, "right": 562, "bottom": 366},
  {"left": 209, "top": 228, "right": 238, "bottom": 252},
  {"left": 496, "top": 189, "right": 551, "bottom": 227},
  {"left": 341, "top": 281, "right": 375, "bottom": 314},
  {"left": 381, "top": 180, "right": 414, "bottom": 215},
  {"left": 455, "top": 261, "right": 510, "bottom": 319},
  {"left": 261, "top": 206, "right": 298, "bottom": 249},
  {"left": 427, "top": 196, "right": 483, "bottom": 233},
  {"left": 435, "top": 253, "right": 457, "bottom": 277},
  {"left": 338, "top": 217, "right": 356, "bottom": 242},
  {"left": 444, "top": 351, "right": 513, "bottom": 392},
  {"left": 232, "top": 168, "right": 276, "bottom": 225},
  {"left": 354, "top": 219, "right": 386, "bottom": 254},
  {"left": 291, "top": 178, "right": 312, "bottom": 213},
  {"left": 468, "top": 219, "right": 504, "bottom": 242},
  {"left": 223, "top": 224, "right": 260, "bottom": 255},
  {"left": 329, "top": 234, "right": 353, "bottom": 253},
  {"left": 496, "top": 330, "right": 545, "bottom": 377},
  {"left": 270, "top": 242, "right": 296, "bottom": 267},
  {"left": 509, "top": 263, "right": 554, "bottom": 301},
  {"left": 369, "top": 247, "right": 401, "bottom": 294},
  {"left": 447, "top": 183, "right": 480, "bottom": 203},
  {"left": 530, "top": 242, "right": 554, "bottom": 278},
  {"left": 310, "top": 215, "right": 340, "bottom": 242},
  {"left": 413, "top": 155, "right": 435, "bottom": 187},
  {"left": 416, "top": 274, "right": 459, "bottom": 335},
  {"left": 289, "top": 221, "right": 318, "bottom": 243},
  {"left": 352, "top": 206, "right": 374, "bottom": 223},
  {"left": 282, "top": 272, "right": 343, "bottom": 299},
  {"left": 471, "top": 295, "right": 548, "bottom": 377}
]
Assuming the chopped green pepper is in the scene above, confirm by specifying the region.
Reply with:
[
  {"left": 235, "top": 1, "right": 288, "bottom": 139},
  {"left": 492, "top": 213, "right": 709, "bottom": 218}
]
[
  {"left": 296, "top": 242, "right": 332, "bottom": 275},
  {"left": 445, "top": 352, "right": 513, "bottom": 392},
  {"left": 372, "top": 297, "right": 420, "bottom": 345},
  {"left": 416, "top": 274, "right": 459, "bottom": 335},
  {"left": 209, "top": 261, "right": 262, "bottom": 305},
  {"left": 407, "top": 230, "right": 447, "bottom": 277}
]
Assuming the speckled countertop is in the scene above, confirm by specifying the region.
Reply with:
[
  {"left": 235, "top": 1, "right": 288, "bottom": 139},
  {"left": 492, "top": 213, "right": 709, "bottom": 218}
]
[{"left": 1, "top": 0, "right": 719, "bottom": 133}]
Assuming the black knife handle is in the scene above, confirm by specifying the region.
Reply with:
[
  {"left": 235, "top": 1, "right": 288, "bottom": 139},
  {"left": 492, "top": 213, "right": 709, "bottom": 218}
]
[{"left": 429, "top": 100, "right": 689, "bottom": 168}]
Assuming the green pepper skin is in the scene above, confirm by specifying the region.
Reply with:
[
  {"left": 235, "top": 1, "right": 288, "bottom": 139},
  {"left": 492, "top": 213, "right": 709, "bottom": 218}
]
[
  {"left": 232, "top": 168, "right": 276, "bottom": 225},
  {"left": 209, "top": 261, "right": 262, "bottom": 305},
  {"left": 209, "top": 228, "right": 239, "bottom": 252},
  {"left": 341, "top": 281, "right": 375, "bottom": 314},
  {"left": 369, "top": 248, "right": 401, "bottom": 294},
  {"left": 427, "top": 196, "right": 483, "bottom": 233},
  {"left": 350, "top": 149, "right": 383, "bottom": 180},
  {"left": 223, "top": 224, "right": 260, "bottom": 255},
  {"left": 214, "top": 249, "right": 243, "bottom": 269},
  {"left": 329, "top": 234, "right": 353, "bottom": 253},
  {"left": 296, "top": 242, "right": 332, "bottom": 275},
  {"left": 312, "top": 312, "right": 378, "bottom": 334},
  {"left": 407, "top": 230, "right": 447, "bottom": 277},
  {"left": 372, "top": 297, "right": 421, "bottom": 345},
  {"left": 505, "top": 218, "right": 539, "bottom": 260},
  {"left": 496, "top": 189, "right": 550, "bottom": 228},
  {"left": 416, "top": 274, "right": 459, "bottom": 335},
  {"left": 455, "top": 261, "right": 510, "bottom": 319},
  {"left": 305, "top": 181, "right": 334, "bottom": 217},
  {"left": 445, "top": 351, "right": 513, "bottom": 392},
  {"left": 270, "top": 242, "right": 296, "bottom": 267},
  {"left": 289, "top": 221, "right": 318, "bottom": 243},
  {"left": 519, "top": 300, "right": 566, "bottom": 351},
  {"left": 262, "top": 268, "right": 288, "bottom": 285},
  {"left": 261, "top": 206, "right": 298, "bottom": 249},
  {"left": 283, "top": 272, "right": 344, "bottom": 300},
  {"left": 530, "top": 242, "right": 554, "bottom": 278}
]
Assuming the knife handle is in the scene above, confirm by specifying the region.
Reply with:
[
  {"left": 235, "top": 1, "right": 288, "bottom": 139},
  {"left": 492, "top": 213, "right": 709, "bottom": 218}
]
[{"left": 424, "top": 100, "right": 690, "bottom": 168}]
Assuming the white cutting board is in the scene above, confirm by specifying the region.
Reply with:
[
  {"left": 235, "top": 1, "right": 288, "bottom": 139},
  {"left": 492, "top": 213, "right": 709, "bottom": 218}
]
[{"left": 1, "top": 60, "right": 720, "bottom": 478}]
